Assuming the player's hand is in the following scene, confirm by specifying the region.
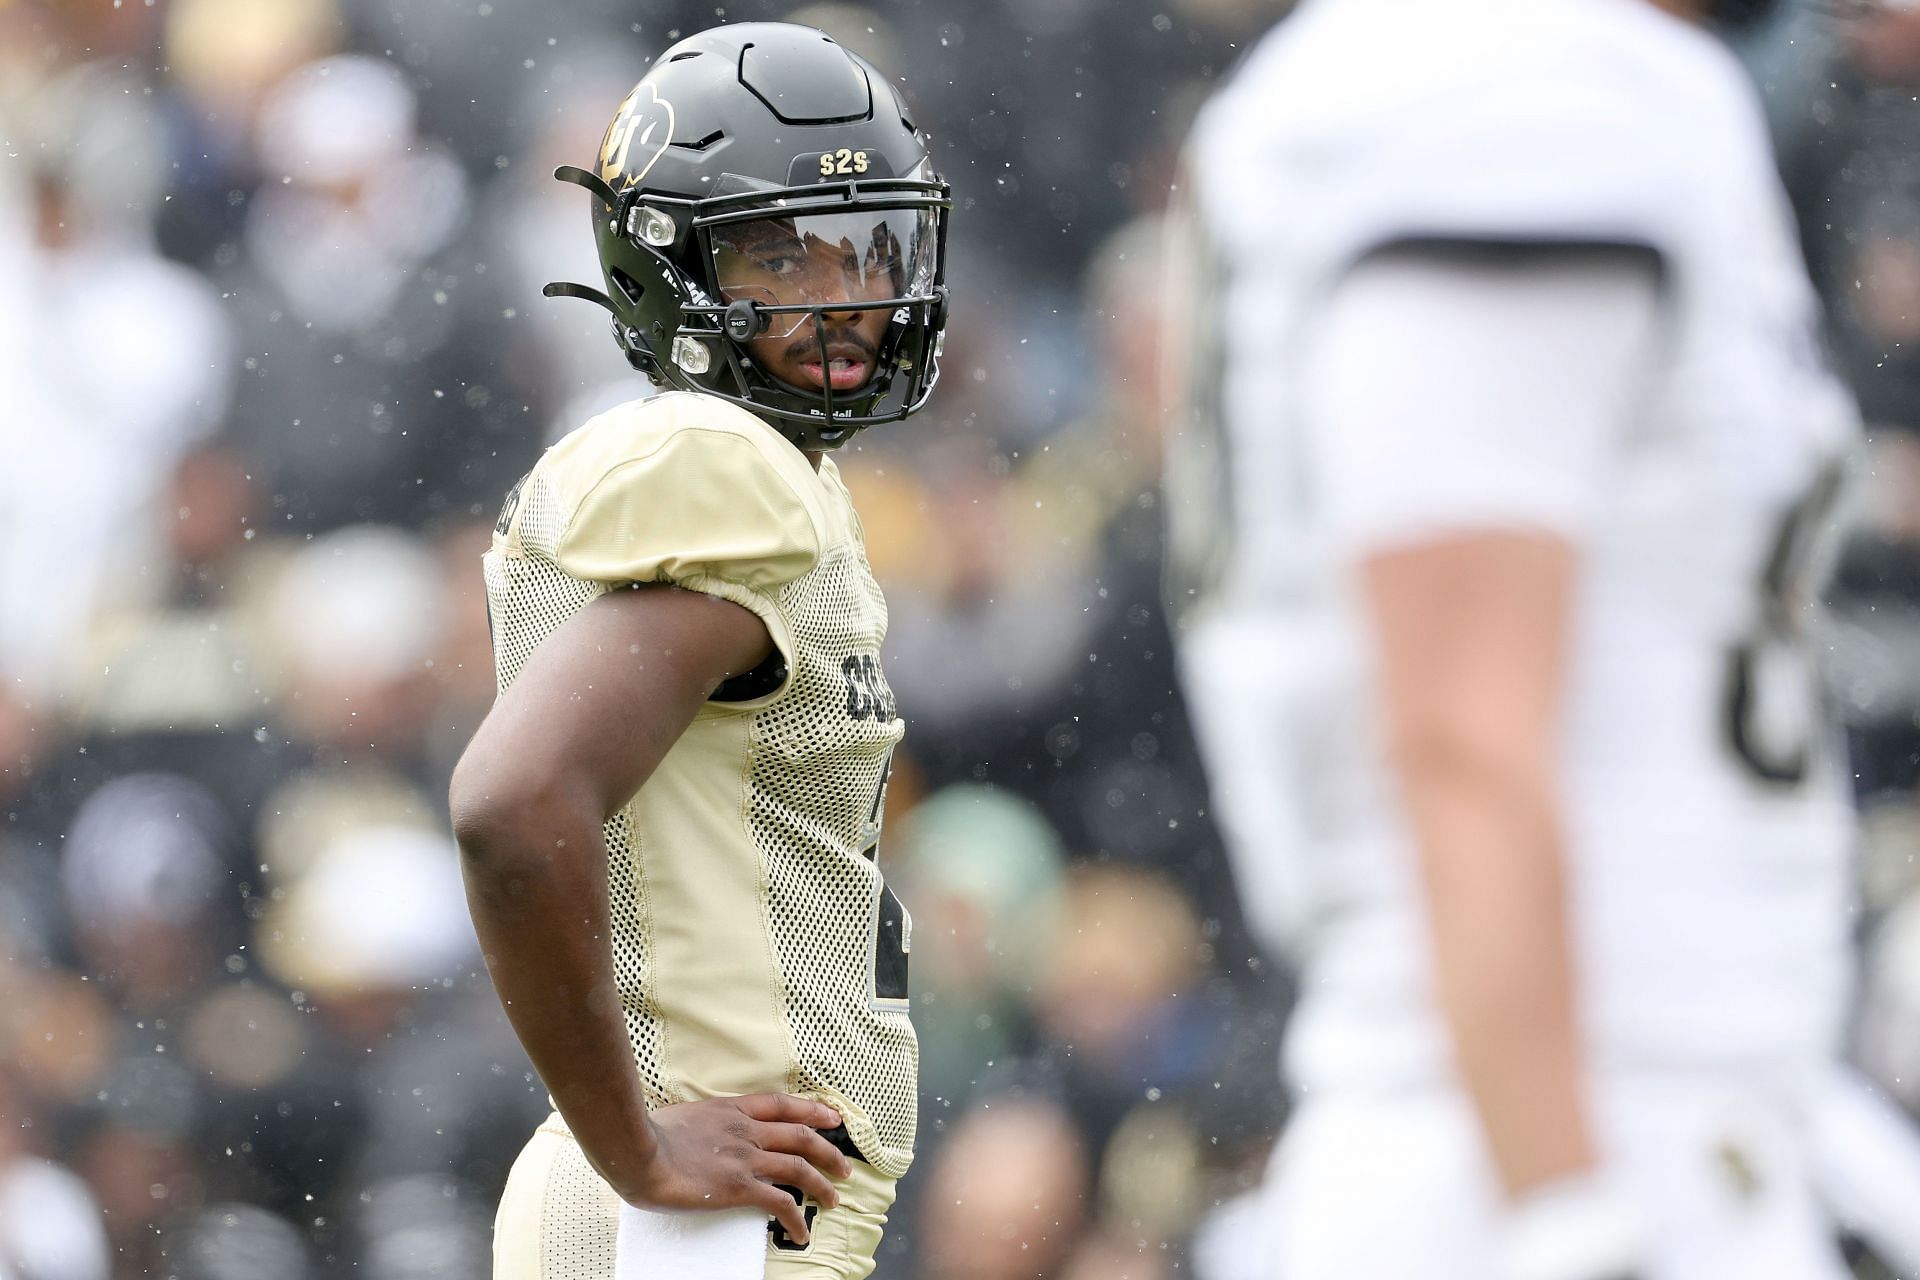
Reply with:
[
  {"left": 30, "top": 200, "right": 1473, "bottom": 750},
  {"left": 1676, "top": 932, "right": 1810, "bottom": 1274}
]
[
  {"left": 613, "top": 1093, "right": 854, "bottom": 1245},
  {"left": 1498, "top": 1167, "right": 1647, "bottom": 1280}
]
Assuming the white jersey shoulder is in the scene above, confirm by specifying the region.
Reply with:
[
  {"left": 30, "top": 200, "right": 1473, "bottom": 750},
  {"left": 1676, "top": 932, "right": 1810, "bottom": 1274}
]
[{"left": 1197, "top": 0, "right": 1767, "bottom": 258}]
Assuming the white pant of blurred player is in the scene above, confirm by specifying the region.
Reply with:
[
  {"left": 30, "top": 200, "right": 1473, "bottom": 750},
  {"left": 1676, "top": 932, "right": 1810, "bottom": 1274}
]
[{"left": 1263, "top": 1078, "right": 1849, "bottom": 1280}]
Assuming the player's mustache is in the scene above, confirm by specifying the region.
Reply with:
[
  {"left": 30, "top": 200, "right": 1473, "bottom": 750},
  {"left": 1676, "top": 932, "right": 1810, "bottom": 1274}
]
[{"left": 783, "top": 326, "right": 879, "bottom": 364}]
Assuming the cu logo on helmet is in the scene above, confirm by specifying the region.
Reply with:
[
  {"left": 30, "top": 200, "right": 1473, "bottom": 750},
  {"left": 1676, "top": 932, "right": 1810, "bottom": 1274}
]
[{"left": 599, "top": 83, "right": 676, "bottom": 187}]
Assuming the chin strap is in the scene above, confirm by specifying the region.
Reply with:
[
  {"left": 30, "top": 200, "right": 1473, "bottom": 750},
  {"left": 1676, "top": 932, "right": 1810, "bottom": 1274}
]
[
  {"left": 554, "top": 163, "right": 650, "bottom": 247},
  {"left": 554, "top": 164, "right": 622, "bottom": 205},
  {"left": 545, "top": 163, "right": 644, "bottom": 318},
  {"left": 545, "top": 165, "right": 638, "bottom": 318},
  {"left": 542, "top": 280, "right": 616, "bottom": 313},
  {"left": 549, "top": 165, "right": 675, "bottom": 383}
]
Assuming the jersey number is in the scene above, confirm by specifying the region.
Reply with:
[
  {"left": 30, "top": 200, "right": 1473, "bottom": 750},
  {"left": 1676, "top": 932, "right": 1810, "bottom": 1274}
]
[
  {"left": 844, "top": 654, "right": 896, "bottom": 722},
  {"left": 862, "top": 755, "right": 910, "bottom": 1006},
  {"left": 1721, "top": 463, "right": 1845, "bottom": 786}
]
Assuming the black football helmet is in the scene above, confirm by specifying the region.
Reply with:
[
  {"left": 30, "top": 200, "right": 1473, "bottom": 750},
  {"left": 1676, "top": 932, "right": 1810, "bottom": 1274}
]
[{"left": 545, "top": 22, "right": 952, "bottom": 452}]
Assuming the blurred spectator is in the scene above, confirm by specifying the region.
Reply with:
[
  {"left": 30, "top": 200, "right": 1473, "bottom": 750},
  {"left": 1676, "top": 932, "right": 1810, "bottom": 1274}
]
[
  {"left": 919, "top": 1097, "right": 1089, "bottom": 1280},
  {"left": 1027, "top": 865, "right": 1228, "bottom": 1158},
  {"left": 1825, "top": 434, "right": 1920, "bottom": 805},
  {"left": 40, "top": 775, "right": 235, "bottom": 1275},
  {"left": 991, "top": 217, "right": 1220, "bottom": 873},
  {"left": 0, "top": 61, "right": 232, "bottom": 699},
  {"left": 66, "top": 1060, "right": 207, "bottom": 1279},
  {"left": 254, "top": 825, "right": 540, "bottom": 1258},
  {"left": 858, "top": 430, "right": 1102, "bottom": 764},
  {"left": 0, "top": 1068, "right": 111, "bottom": 1280},
  {"left": 348, "top": 1174, "right": 492, "bottom": 1280},
  {"left": 256, "top": 825, "right": 477, "bottom": 1001},
  {"left": 263, "top": 523, "right": 449, "bottom": 767},
  {"left": 163, "top": 0, "right": 342, "bottom": 157},
  {"left": 1848, "top": 0, "right": 1920, "bottom": 85},
  {"left": 62, "top": 773, "right": 237, "bottom": 1010},
  {"left": 155, "top": 1203, "right": 312, "bottom": 1280},
  {"left": 1058, "top": 1232, "right": 1176, "bottom": 1280},
  {"left": 0, "top": 682, "right": 62, "bottom": 965},
  {"left": 219, "top": 55, "right": 531, "bottom": 530},
  {"left": 890, "top": 785, "right": 1067, "bottom": 1117},
  {"left": 155, "top": 0, "right": 345, "bottom": 263},
  {"left": 70, "top": 446, "right": 269, "bottom": 737},
  {"left": 1764, "top": 0, "right": 1920, "bottom": 438}
]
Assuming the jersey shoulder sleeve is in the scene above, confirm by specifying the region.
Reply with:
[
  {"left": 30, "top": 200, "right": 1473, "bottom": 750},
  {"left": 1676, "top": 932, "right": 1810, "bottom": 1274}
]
[
  {"left": 536, "top": 392, "right": 825, "bottom": 594},
  {"left": 1204, "top": 2, "right": 1752, "bottom": 259},
  {"left": 1307, "top": 245, "right": 1663, "bottom": 552}
]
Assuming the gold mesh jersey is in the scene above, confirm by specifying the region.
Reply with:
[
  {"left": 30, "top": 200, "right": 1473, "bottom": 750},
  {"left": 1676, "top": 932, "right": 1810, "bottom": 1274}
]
[{"left": 483, "top": 391, "right": 916, "bottom": 1177}]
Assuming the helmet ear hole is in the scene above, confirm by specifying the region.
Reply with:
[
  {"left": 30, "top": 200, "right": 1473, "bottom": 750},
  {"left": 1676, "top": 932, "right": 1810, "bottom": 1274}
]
[{"left": 609, "top": 268, "right": 646, "bottom": 309}]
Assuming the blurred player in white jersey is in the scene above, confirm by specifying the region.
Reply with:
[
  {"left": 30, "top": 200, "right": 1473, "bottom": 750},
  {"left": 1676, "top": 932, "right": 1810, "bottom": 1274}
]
[{"left": 1167, "top": 2, "right": 1874, "bottom": 1278}]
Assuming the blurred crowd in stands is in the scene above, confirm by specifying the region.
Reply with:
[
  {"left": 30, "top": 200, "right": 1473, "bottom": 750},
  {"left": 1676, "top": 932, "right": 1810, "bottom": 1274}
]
[{"left": 0, "top": 0, "right": 1917, "bottom": 1277}]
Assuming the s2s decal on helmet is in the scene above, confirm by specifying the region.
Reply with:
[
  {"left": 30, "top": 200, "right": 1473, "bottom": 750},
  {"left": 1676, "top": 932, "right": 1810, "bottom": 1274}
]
[
  {"left": 599, "top": 83, "right": 676, "bottom": 188},
  {"left": 818, "top": 149, "right": 871, "bottom": 177}
]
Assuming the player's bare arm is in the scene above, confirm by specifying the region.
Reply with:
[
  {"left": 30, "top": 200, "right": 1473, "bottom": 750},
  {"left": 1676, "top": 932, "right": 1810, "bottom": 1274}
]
[
  {"left": 1317, "top": 246, "right": 1659, "bottom": 1209},
  {"left": 1362, "top": 534, "right": 1592, "bottom": 1195},
  {"left": 450, "top": 584, "right": 852, "bottom": 1244}
]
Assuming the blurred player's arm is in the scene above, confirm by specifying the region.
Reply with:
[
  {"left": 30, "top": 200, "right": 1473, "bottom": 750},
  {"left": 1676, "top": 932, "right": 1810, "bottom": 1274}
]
[
  {"left": 1314, "top": 244, "right": 1659, "bottom": 1268},
  {"left": 1367, "top": 525, "right": 1589, "bottom": 1190},
  {"left": 449, "top": 584, "right": 849, "bottom": 1243}
]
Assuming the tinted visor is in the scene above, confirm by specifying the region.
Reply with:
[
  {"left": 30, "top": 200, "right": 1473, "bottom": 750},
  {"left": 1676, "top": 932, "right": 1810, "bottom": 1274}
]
[{"left": 710, "top": 208, "right": 937, "bottom": 339}]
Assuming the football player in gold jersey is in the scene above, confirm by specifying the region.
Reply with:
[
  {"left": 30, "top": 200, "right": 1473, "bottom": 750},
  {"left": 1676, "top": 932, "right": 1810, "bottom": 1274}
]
[{"left": 448, "top": 22, "right": 949, "bottom": 1279}]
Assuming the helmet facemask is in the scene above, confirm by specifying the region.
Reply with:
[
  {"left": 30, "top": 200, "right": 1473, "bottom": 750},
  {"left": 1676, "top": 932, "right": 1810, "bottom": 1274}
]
[{"left": 686, "top": 169, "right": 948, "bottom": 445}]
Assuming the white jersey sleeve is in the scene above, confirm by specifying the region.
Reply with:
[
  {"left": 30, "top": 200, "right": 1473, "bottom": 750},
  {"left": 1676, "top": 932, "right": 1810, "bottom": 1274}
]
[{"left": 1309, "top": 247, "right": 1662, "bottom": 553}]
